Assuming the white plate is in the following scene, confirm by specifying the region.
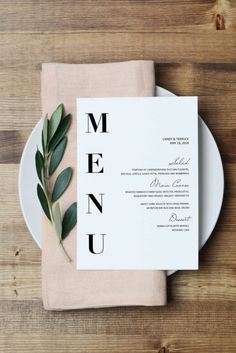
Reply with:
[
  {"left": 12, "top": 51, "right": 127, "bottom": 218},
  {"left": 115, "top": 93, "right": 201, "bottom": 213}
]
[{"left": 18, "top": 86, "right": 224, "bottom": 276}]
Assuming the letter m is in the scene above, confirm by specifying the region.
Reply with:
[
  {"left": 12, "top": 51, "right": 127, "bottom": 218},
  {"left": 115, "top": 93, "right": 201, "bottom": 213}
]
[{"left": 86, "top": 113, "right": 108, "bottom": 133}]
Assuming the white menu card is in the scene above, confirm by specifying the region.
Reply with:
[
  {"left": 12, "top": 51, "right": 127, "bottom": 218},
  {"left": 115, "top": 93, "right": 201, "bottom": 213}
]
[{"left": 76, "top": 97, "right": 198, "bottom": 270}]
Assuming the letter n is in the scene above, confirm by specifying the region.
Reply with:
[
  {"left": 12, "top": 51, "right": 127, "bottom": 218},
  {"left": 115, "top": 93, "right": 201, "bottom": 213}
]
[{"left": 86, "top": 194, "right": 104, "bottom": 214}]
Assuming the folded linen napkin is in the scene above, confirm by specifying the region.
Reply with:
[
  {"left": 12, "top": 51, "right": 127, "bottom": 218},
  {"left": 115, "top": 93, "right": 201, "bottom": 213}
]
[{"left": 41, "top": 61, "right": 167, "bottom": 310}]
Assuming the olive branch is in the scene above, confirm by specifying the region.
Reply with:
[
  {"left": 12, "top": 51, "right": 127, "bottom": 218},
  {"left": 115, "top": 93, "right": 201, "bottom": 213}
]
[{"left": 35, "top": 104, "right": 77, "bottom": 262}]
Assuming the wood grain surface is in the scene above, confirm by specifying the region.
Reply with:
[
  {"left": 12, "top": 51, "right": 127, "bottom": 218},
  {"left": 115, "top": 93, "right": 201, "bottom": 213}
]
[{"left": 0, "top": 1, "right": 236, "bottom": 352}]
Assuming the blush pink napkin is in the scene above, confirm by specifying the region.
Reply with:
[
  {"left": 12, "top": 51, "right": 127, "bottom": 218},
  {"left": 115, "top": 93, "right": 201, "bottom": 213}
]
[{"left": 41, "top": 61, "right": 167, "bottom": 310}]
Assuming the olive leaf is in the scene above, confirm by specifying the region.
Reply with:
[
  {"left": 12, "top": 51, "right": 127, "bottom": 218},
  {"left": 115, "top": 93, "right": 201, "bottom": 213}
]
[
  {"left": 37, "top": 184, "right": 51, "bottom": 221},
  {"left": 62, "top": 202, "right": 77, "bottom": 240},
  {"left": 48, "top": 114, "right": 72, "bottom": 151},
  {"left": 52, "top": 167, "right": 72, "bottom": 202},
  {"left": 35, "top": 149, "right": 44, "bottom": 183},
  {"left": 42, "top": 114, "right": 48, "bottom": 152},
  {"left": 48, "top": 104, "right": 63, "bottom": 141},
  {"left": 49, "top": 137, "right": 67, "bottom": 176},
  {"left": 53, "top": 203, "right": 62, "bottom": 241}
]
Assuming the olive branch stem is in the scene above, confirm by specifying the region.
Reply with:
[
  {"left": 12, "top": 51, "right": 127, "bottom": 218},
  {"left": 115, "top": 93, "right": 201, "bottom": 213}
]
[
  {"left": 36, "top": 104, "right": 77, "bottom": 262},
  {"left": 44, "top": 147, "right": 72, "bottom": 262}
]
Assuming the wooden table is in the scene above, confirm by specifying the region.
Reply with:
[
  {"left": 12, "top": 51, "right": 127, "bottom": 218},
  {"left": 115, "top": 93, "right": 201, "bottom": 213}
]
[{"left": 0, "top": 1, "right": 236, "bottom": 352}]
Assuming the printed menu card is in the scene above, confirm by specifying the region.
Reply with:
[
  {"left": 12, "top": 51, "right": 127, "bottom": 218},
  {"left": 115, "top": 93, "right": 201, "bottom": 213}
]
[{"left": 76, "top": 97, "right": 198, "bottom": 270}]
